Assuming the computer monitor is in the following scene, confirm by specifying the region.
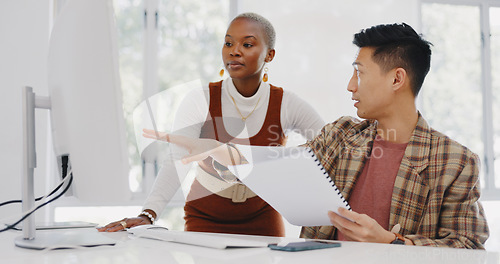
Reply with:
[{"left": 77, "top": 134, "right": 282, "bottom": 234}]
[
  {"left": 47, "top": 0, "right": 131, "bottom": 203},
  {"left": 15, "top": 0, "right": 131, "bottom": 249}
]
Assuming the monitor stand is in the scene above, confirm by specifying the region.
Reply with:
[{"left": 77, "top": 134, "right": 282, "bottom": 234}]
[
  {"left": 12, "top": 221, "right": 98, "bottom": 230},
  {"left": 18, "top": 87, "right": 116, "bottom": 250}
]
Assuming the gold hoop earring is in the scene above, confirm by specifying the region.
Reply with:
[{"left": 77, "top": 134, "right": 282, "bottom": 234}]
[{"left": 262, "top": 67, "right": 269, "bottom": 82}]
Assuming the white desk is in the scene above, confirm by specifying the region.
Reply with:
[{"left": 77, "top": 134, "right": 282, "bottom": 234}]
[{"left": 2, "top": 228, "right": 499, "bottom": 264}]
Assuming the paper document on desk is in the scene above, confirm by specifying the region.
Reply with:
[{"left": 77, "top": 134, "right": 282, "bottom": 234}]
[
  {"left": 228, "top": 146, "right": 351, "bottom": 226},
  {"left": 128, "top": 226, "right": 269, "bottom": 249}
]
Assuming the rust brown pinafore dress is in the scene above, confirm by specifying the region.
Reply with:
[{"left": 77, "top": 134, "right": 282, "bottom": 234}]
[{"left": 183, "top": 80, "right": 287, "bottom": 237}]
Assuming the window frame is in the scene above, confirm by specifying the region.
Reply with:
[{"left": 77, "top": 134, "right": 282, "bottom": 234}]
[
  {"left": 420, "top": 0, "right": 500, "bottom": 199},
  {"left": 139, "top": 0, "right": 238, "bottom": 206}
]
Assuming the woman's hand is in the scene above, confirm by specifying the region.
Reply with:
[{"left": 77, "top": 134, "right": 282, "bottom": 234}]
[
  {"left": 143, "top": 129, "right": 237, "bottom": 165},
  {"left": 97, "top": 216, "right": 151, "bottom": 232}
]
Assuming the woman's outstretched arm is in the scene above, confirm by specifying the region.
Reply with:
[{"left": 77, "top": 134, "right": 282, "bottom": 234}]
[{"left": 142, "top": 129, "right": 243, "bottom": 166}]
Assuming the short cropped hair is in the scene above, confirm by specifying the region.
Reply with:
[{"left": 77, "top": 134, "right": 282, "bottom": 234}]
[
  {"left": 353, "top": 23, "right": 432, "bottom": 96},
  {"left": 233, "top": 12, "right": 276, "bottom": 50}
]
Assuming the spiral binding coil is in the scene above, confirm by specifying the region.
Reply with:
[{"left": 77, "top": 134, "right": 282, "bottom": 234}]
[{"left": 306, "top": 148, "right": 351, "bottom": 210}]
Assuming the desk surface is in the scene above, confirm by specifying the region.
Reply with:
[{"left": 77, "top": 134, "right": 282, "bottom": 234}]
[{"left": 2, "top": 228, "right": 499, "bottom": 264}]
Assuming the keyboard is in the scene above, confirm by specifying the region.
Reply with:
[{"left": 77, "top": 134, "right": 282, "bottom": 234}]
[{"left": 127, "top": 225, "right": 276, "bottom": 249}]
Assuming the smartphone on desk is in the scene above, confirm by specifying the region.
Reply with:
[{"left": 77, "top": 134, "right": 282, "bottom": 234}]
[{"left": 268, "top": 241, "right": 341, "bottom": 252}]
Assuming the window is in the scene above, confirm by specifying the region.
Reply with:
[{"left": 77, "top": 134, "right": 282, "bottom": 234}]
[
  {"left": 113, "top": 0, "right": 230, "bottom": 196},
  {"left": 491, "top": 6, "right": 500, "bottom": 191},
  {"left": 421, "top": 1, "right": 500, "bottom": 199},
  {"left": 113, "top": 0, "right": 145, "bottom": 192}
]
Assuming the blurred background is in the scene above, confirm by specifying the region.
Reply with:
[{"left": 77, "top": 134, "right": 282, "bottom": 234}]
[{"left": 1, "top": 0, "right": 499, "bottom": 251}]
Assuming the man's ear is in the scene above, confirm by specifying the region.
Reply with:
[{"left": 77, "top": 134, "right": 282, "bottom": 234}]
[
  {"left": 392, "top": 67, "right": 407, "bottom": 91},
  {"left": 265, "top": 49, "right": 276, "bottom": 63}
]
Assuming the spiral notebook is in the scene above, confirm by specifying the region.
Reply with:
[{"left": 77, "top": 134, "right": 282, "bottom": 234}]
[{"left": 228, "top": 146, "right": 351, "bottom": 226}]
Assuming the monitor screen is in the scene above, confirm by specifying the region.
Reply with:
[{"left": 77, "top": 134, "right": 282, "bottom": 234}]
[{"left": 47, "top": 0, "right": 131, "bottom": 203}]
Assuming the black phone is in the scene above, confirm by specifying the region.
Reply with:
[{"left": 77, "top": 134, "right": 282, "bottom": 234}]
[{"left": 268, "top": 241, "right": 341, "bottom": 252}]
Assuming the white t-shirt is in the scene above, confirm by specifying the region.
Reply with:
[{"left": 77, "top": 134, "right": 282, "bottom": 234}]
[{"left": 142, "top": 78, "right": 325, "bottom": 215}]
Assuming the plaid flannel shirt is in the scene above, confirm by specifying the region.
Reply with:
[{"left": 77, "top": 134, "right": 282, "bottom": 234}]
[{"left": 300, "top": 114, "right": 489, "bottom": 249}]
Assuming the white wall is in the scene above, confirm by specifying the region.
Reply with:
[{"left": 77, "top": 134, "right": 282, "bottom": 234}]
[{"left": 0, "top": 0, "right": 51, "bottom": 221}]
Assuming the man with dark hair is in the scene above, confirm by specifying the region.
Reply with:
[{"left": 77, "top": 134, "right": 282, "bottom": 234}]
[
  {"left": 300, "top": 23, "right": 489, "bottom": 248},
  {"left": 351, "top": 23, "right": 431, "bottom": 96}
]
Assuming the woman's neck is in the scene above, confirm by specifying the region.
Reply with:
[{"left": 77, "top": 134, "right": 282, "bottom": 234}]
[{"left": 231, "top": 76, "right": 262, "bottom": 97}]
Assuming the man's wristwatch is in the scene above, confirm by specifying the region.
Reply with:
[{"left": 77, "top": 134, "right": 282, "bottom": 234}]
[{"left": 390, "top": 233, "right": 405, "bottom": 245}]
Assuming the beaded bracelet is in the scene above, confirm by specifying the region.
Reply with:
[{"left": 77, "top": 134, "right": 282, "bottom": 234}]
[{"left": 139, "top": 211, "right": 155, "bottom": 224}]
